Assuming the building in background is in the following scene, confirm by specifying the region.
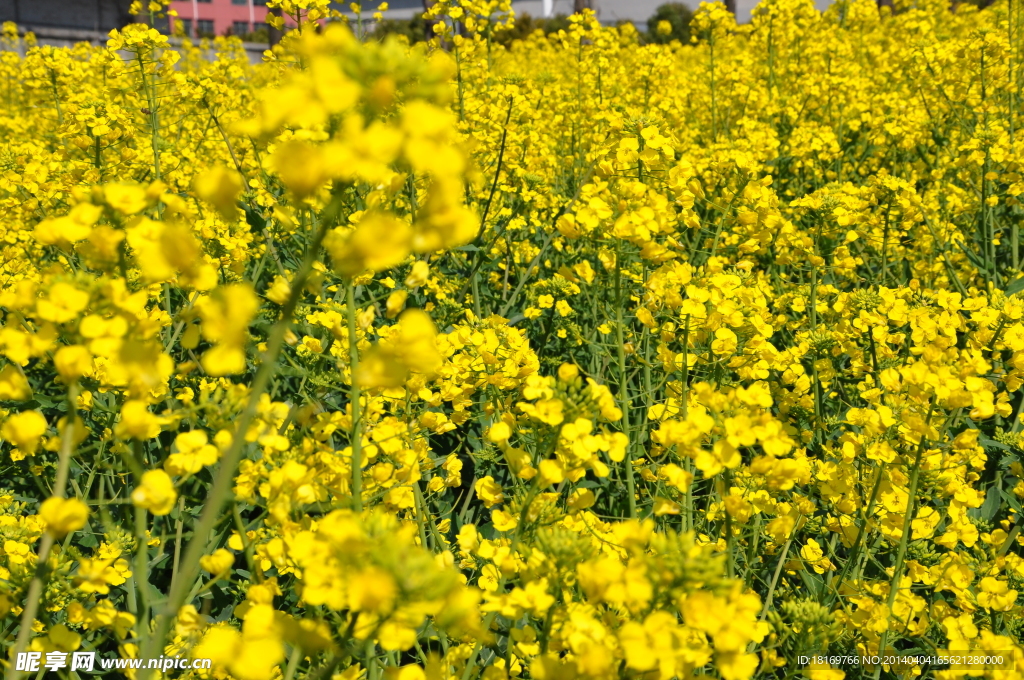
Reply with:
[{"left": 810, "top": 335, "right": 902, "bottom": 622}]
[
  {"left": 1, "top": 0, "right": 835, "bottom": 43},
  {"left": 0, "top": 0, "right": 287, "bottom": 40},
  {"left": 168, "top": 0, "right": 271, "bottom": 38},
  {"left": 0, "top": 0, "right": 134, "bottom": 35},
  {"left": 352, "top": 0, "right": 832, "bottom": 27}
]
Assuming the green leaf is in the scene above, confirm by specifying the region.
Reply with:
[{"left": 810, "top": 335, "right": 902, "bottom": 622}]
[
  {"left": 980, "top": 436, "right": 1014, "bottom": 452},
  {"left": 798, "top": 569, "right": 824, "bottom": 599},
  {"left": 976, "top": 485, "right": 1001, "bottom": 521},
  {"left": 1006, "top": 276, "right": 1024, "bottom": 297},
  {"left": 244, "top": 205, "right": 268, "bottom": 236},
  {"left": 955, "top": 240, "right": 994, "bottom": 276},
  {"left": 999, "top": 488, "right": 1023, "bottom": 514}
]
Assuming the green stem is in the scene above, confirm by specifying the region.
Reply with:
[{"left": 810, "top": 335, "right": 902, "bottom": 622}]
[
  {"left": 169, "top": 495, "right": 185, "bottom": 595},
  {"left": 681, "top": 315, "right": 692, "bottom": 532},
  {"left": 723, "top": 474, "right": 734, "bottom": 578},
  {"left": 282, "top": 645, "right": 302, "bottom": 680},
  {"left": 757, "top": 517, "right": 800, "bottom": 626},
  {"left": 7, "top": 385, "right": 80, "bottom": 680},
  {"left": 346, "top": 282, "right": 363, "bottom": 512},
  {"left": 880, "top": 196, "right": 892, "bottom": 285},
  {"left": 137, "top": 201, "right": 337, "bottom": 678},
  {"left": 825, "top": 461, "right": 886, "bottom": 608},
  {"left": 615, "top": 244, "right": 636, "bottom": 519},
  {"left": 136, "top": 51, "right": 161, "bottom": 181},
  {"left": 134, "top": 505, "right": 150, "bottom": 637},
  {"left": 459, "top": 480, "right": 541, "bottom": 680},
  {"left": 454, "top": 40, "right": 465, "bottom": 122},
  {"left": 873, "top": 401, "right": 935, "bottom": 678}
]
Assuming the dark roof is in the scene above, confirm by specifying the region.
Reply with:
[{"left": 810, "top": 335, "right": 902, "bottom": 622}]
[{"left": 0, "top": 0, "right": 135, "bottom": 32}]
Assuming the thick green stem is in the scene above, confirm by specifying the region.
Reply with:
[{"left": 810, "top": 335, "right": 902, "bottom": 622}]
[
  {"left": 681, "top": 315, "right": 693, "bottom": 532},
  {"left": 138, "top": 204, "right": 336, "bottom": 678},
  {"left": 615, "top": 244, "right": 636, "bottom": 519},
  {"left": 8, "top": 385, "right": 80, "bottom": 680},
  {"left": 169, "top": 495, "right": 185, "bottom": 596},
  {"left": 879, "top": 197, "right": 892, "bottom": 285},
  {"left": 826, "top": 462, "right": 886, "bottom": 609},
  {"left": 136, "top": 51, "right": 161, "bottom": 181},
  {"left": 873, "top": 402, "right": 935, "bottom": 678},
  {"left": 757, "top": 518, "right": 800, "bottom": 624},
  {"left": 454, "top": 40, "right": 465, "bottom": 122},
  {"left": 458, "top": 480, "right": 541, "bottom": 680},
  {"left": 134, "top": 506, "right": 150, "bottom": 637},
  {"left": 346, "top": 281, "right": 363, "bottom": 512},
  {"left": 723, "top": 473, "right": 734, "bottom": 578}
]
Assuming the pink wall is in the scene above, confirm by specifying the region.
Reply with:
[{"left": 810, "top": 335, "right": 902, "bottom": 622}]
[{"left": 169, "top": 0, "right": 271, "bottom": 38}]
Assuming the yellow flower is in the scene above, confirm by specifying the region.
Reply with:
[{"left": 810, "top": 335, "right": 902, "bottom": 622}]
[
  {"left": 53, "top": 345, "right": 93, "bottom": 382},
  {"left": 196, "top": 284, "right": 259, "bottom": 376},
  {"left": 653, "top": 497, "right": 680, "bottom": 516},
  {"left": 76, "top": 555, "right": 132, "bottom": 594},
  {"left": 405, "top": 261, "right": 430, "bottom": 287},
  {"left": 804, "top": 662, "right": 845, "bottom": 680},
  {"left": 711, "top": 327, "right": 738, "bottom": 355},
  {"left": 200, "top": 548, "right": 236, "bottom": 578},
  {"left": 45, "top": 624, "right": 82, "bottom": 652},
  {"left": 492, "top": 508, "right": 518, "bottom": 532},
  {"left": 538, "top": 459, "right": 565, "bottom": 486},
  {"left": 35, "top": 282, "right": 90, "bottom": 324},
  {"left": 165, "top": 430, "right": 220, "bottom": 476},
  {"left": 800, "top": 539, "right": 824, "bottom": 562},
  {"left": 385, "top": 289, "right": 408, "bottom": 318},
  {"left": 411, "top": 178, "right": 479, "bottom": 252},
  {"left": 568, "top": 488, "right": 595, "bottom": 511},
  {"left": 265, "top": 274, "right": 292, "bottom": 305},
  {"left": 114, "top": 401, "right": 166, "bottom": 440},
  {"left": 0, "top": 364, "right": 32, "bottom": 400},
  {"left": 131, "top": 470, "right": 177, "bottom": 515},
  {"left": 1, "top": 410, "right": 48, "bottom": 455},
  {"left": 39, "top": 497, "right": 89, "bottom": 536},
  {"left": 487, "top": 422, "right": 511, "bottom": 443},
  {"left": 103, "top": 183, "right": 150, "bottom": 215},
  {"left": 3, "top": 539, "right": 30, "bottom": 564},
  {"left": 977, "top": 577, "right": 1017, "bottom": 611},
  {"left": 356, "top": 309, "right": 442, "bottom": 388},
  {"left": 474, "top": 476, "right": 504, "bottom": 508},
  {"left": 270, "top": 140, "right": 328, "bottom": 199},
  {"left": 33, "top": 203, "right": 100, "bottom": 248},
  {"left": 324, "top": 212, "right": 413, "bottom": 278},
  {"left": 193, "top": 165, "right": 244, "bottom": 218}
]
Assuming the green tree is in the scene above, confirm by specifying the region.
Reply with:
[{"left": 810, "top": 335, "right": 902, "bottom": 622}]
[
  {"left": 645, "top": 2, "right": 694, "bottom": 44},
  {"left": 372, "top": 12, "right": 432, "bottom": 44},
  {"left": 492, "top": 13, "right": 573, "bottom": 46}
]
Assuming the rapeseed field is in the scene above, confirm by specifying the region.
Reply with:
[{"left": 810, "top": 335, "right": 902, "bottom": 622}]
[{"left": 0, "top": 0, "right": 1023, "bottom": 677}]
